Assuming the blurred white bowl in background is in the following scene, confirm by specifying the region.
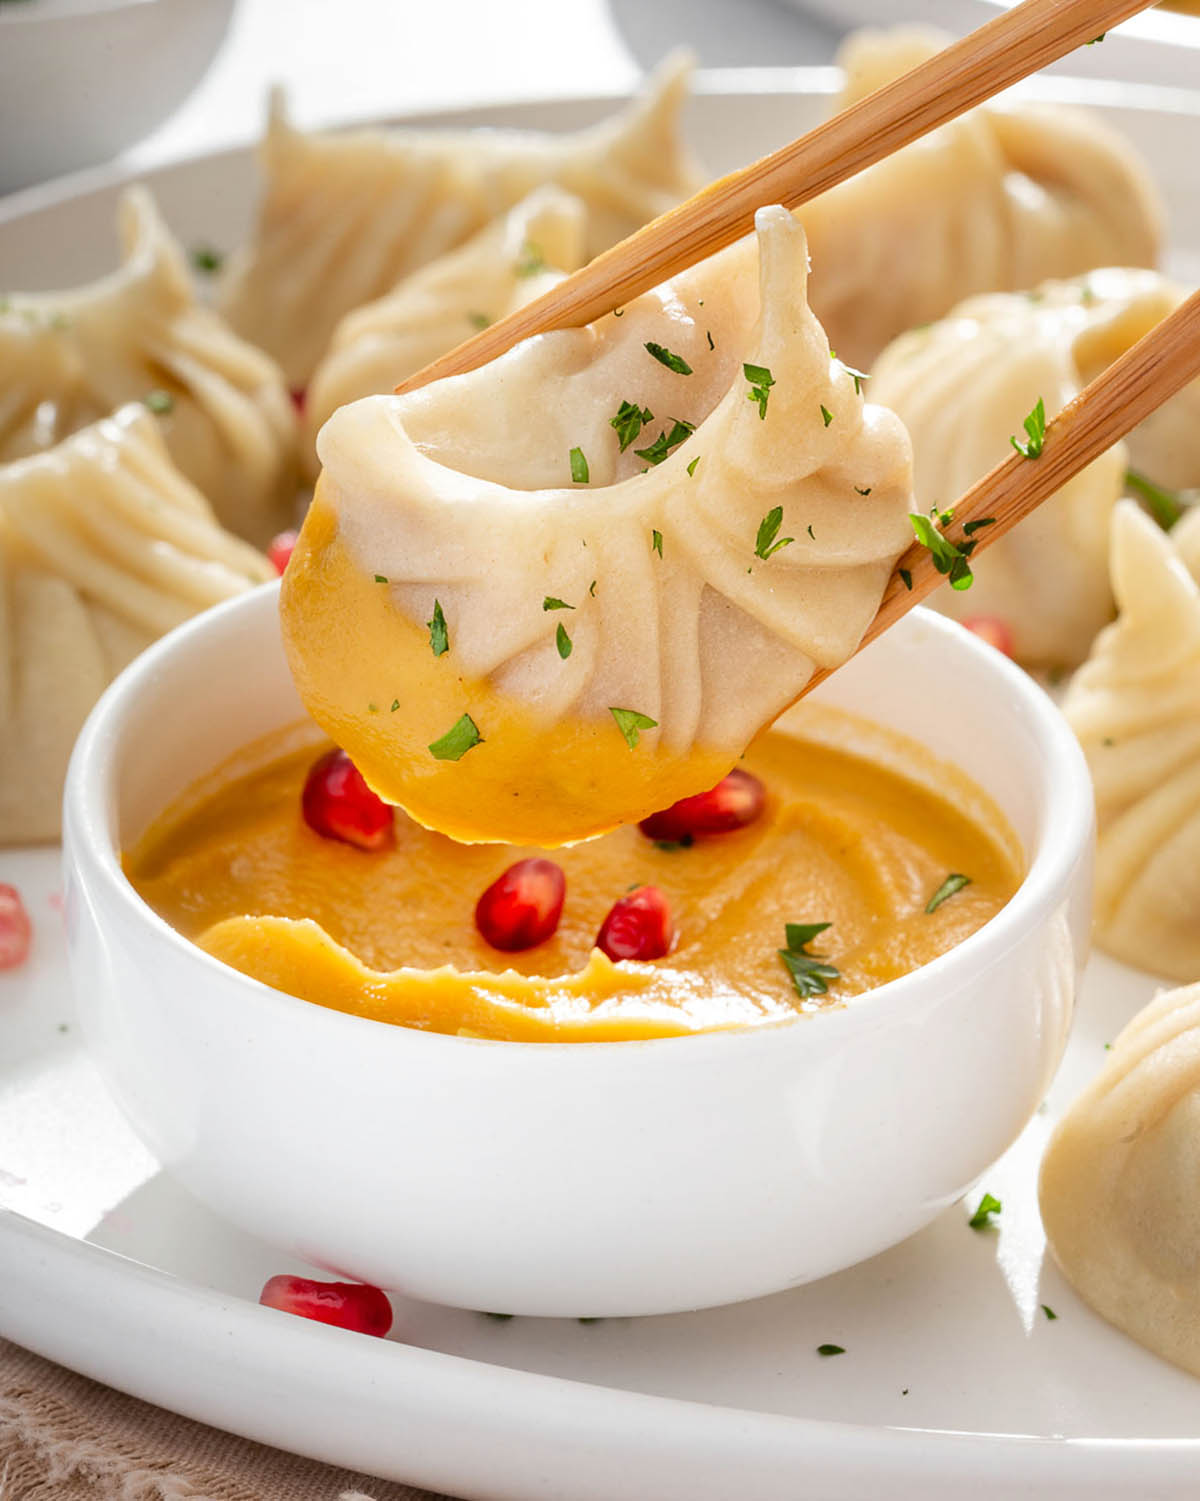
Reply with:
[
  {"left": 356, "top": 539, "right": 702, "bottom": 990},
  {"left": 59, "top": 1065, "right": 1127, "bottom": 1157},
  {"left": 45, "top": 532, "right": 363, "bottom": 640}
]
[{"left": 0, "top": 0, "right": 236, "bottom": 194}]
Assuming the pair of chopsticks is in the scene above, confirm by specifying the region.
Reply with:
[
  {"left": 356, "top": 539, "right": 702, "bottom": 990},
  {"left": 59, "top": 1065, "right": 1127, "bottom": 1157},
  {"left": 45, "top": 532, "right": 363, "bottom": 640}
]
[{"left": 396, "top": 0, "right": 1200, "bottom": 671}]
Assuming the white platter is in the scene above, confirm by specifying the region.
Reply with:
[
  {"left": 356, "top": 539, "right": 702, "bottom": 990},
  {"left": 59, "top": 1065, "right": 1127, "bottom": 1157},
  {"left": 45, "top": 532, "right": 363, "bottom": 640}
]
[{"left": 2, "top": 71, "right": 1200, "bottom": 1501}]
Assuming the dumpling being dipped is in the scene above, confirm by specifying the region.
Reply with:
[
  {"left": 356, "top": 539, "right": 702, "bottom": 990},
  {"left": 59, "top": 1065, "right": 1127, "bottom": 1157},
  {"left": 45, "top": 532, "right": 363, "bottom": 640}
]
[
  {"left": 281, "top": 208, "right": 916, "bottom": 847},
  {"left": 0, "top": 188, "right": 298, "bottom": 547},
  {"left": 303, "top": 186, "right": 587, "bottom": 475},
  {"left": 871, "top": 269, "right": 1199, "bottom": 667},
  {"left": 219, "top": 56, "right": 702, "bottom": 387},
  {"left": 0, "top": 404, "right": 274, "bottom": 844}
]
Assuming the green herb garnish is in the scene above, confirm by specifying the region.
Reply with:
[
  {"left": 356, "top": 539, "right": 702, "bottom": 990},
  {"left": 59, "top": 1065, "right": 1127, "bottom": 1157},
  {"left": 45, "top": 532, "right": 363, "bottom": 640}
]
[
  {"left": 588, "top": 579, "right": 597, "bottom": 597},
  {"left": 744, "top": 362, "right": 775, "bottom": 419},
  {"left": 610, "top": 707, "right": 658, "bottom": 750},
  {"left": 374, "top": 574, "right": 389, "bottom": 584},
  {"left": 899, "top": 568, "right": 913, "bottom": 591},
  {"left": 778, "top": 921, "right": 840, "bottom": 1000},
  {"left": 634, "top": 418, "right": 694, "bottom": 466},
  {"left": 652, "top": 529, "right": 663, "bottom": 557},
  {"left": 543, "top": 596, "right": 574, "bottom": 611},
  {"left": 755, "top": 505, "right": 793, "bottom": 560},
  {"left": 1125, "top": 468, "right": 1187, "bottom": 531},
  {"left": 909, "top": 512, "right": 974, "bottom": 590},
  {"left": 686, "top": 455, "right": 700, "bottom": 478},
  {"left": 569, "top": 447, "right": 589, "bottom": 483},
  {"left": 428, "top": 714, "right": 482, "bottom": 761},
  {"left": 190, "top": 244, "right": 224, "bottom": 274},
  {"left": 969, "top": 1192, "right": 1002, "bottom": 1230},
  {"left": 817, "top": 1344, "right": 846, "bottom": 1357},
  {"left": 482, "top": 1312, "right": 513, "bottom": 1321},
  {"left": 854, "top": 485, "right": 872, "bottom": 496},
  {"left": 645, "top": 341, "right": 692, "bottom": 375},
  {"left": 820, "top": 404, "right": 834, "bottom": 428},
  {"left": 610, "top": 400, "right": 654, "bottom": 453},
  {"left": 514, "top": 241, "right": 546, "bottom": 277},
  {"left": 467, "top": 311, "right": 490, "bottom": 330},
  {"left": 144, "top": 389, "right": 174, "bottom": 415},
  {"left": 556, "top": 622, "right": 573, "bottom": 659},
  {"left": 1041, "top": 1305, "right": 1058, "bottom": 1321},
  {"left": 390, "top": 699, "right": 400, "bottom": 712},
  {"left": 962, "top": 517, "right": 996, "bottom": 536},
  {"left": 427, "top": 599, "right": 449, "bottom": 656},
  {"left": 1010, "top": 397, "right": 1047, "bottom": 459},
  {"left": 654, "top": 835, "right": 694, "bottom": 852},
  {"left": 926, "top": 873, "right": 971, "bottom": 913}
]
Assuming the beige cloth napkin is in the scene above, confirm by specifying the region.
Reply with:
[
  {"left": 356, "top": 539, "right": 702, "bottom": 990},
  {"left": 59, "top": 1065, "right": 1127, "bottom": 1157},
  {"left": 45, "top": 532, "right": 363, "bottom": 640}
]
[{"left": 0, "top": 1339, "right": 459, "bottom": 1501}]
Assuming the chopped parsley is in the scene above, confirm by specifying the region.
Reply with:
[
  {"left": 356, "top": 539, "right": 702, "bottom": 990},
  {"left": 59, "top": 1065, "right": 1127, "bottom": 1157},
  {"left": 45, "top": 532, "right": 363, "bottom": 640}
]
[
  {"left": 926, "top": 873, "right": 971, "bottom": 913},
  {"left": 841, "top": 361, "right": 868, "bottom": 395},
  {"left": 588, "top": 579, "right": 597, "bottom": 597},
  {"left": 1010, "top": 397, "right": 1047, "bottom": 459},
  {"left": 899, "top": 568, "right": 913, "bottom": 591},
  {"left": 755, "top": 505, "right": 793, "bottom": 560},
  {"left": 143, "top": 389, "right": 174, "bottom": 415},
  {"left": 428, "top": 714, "right": 483, "bottom": 761},
  {"left": 569, "top": 447, "right": 589, "bottom": 484},
  {"left": 654, "top": 835, "right": 694, "bottom": 852},
  {"left": 1041, "top": 1304, "right": 1058, "bottom": 1321},
  {"left": 962, "top": 516, "right": 996, "bottom": 536},
  {"left": 968, "top": 1191, "right": 1002, "bottom": 1230},
  {"left": 817, "top": 1344, "right": 846, "bottom": 1357},
  {"left": 189, "top": 244, "right": 224, "bottom": 274},
  {"left": 652, "top": 529, "right": 663, "bottom": 557},
  {"left": 543, "top": 596, "right": 574, "bottom": 611},
  {"left": 610, "top": 400, "right": 654, "bottom": 453},
  {"left": 854, "top": 485, "right": 872, "bottom": 496},
  {"left": 634, "top": 418, "right": 694, "bottom": 466},
  {"left": 909, "top": 512, "right": 975, "bottom": 590},
  {"left": 556, "top": 622, "right": 573, "bottom": 659},
  {"left": 514, "top": 241, "right": 546, "bottom": 277},
  {"left": 744, "top": 362, "right": 775, "bottom": 419},
  {"left": 806, "top": 524, "right": 815, "bottom": 540},
  {"left": 427, "top": 598, "right": 449, "bottom": 657},
  {"left": 820, "top": 404, "right": 834, "bottom": 428},
  {"left": 467, "top": 311, "right": 490, "bottom": 330},
  {"left": 367, "top": 703, "right": 379, "bottom": 714},
  {"left": 374, "top": 574, "right": 389, "bottom": 584},
  {"left": 1088, "top": 31, "right": 1106, "bottom": 42},
  {"left": 706, "top": 329, "right": 715, "bottom": 351},
  {"left": 686, "top": 455, "right": 700, "bottom": 478},
  {"left": 610, "top": 707, "right": 658, "bottom": 750},
  {"left": 645, "top": 341, "right": 693, "bottom": 376},
  {"left": 1126, "top": 468, "right": 1186, "bottom": 531},
  {"left": 778, "top": 921, "right": 840, "bottom": 1000},
  {"left": 391, "top": 699, "right": 400, "bottom": 712}
]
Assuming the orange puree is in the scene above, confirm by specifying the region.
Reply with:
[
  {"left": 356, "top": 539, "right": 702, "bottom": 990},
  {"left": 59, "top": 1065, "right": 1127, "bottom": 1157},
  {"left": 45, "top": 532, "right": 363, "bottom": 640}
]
[
  {"left": 124, "top": 707, "right": 1022, "bottom": 1043},
  {"left": 279, "top": 489, "right": 739, "bottom": 848}
]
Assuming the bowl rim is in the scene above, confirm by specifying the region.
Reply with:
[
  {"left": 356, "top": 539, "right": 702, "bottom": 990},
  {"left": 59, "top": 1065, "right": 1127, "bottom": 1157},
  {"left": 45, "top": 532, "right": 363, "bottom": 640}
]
[{"left": 64, "top": 581, "right": 1094, "bottom": 1059}]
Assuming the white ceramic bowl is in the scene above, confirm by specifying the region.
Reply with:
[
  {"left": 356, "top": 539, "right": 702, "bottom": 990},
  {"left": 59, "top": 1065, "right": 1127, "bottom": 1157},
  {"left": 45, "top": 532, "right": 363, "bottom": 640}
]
[
  {"left": 62, "top": 585, "right": 1093, "bottom": 1317},
  {"left": 0, "top": 0, "right": 235, "bottom": 195}
]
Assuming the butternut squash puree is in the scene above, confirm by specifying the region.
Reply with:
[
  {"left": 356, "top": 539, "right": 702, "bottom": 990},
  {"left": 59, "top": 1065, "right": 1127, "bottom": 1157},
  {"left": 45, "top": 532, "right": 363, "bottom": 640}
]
[
  {"left": 124, "top": 709, "right": 1022, "bottom": 1043},
  {"left": 278, "top": 490, "right": 740, "bottom": 847}
]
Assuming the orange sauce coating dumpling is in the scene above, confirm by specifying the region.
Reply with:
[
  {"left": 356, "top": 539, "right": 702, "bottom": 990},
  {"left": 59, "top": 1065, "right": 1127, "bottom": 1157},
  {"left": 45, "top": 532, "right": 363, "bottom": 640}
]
[{"left": 280, "top": 208, "right": 916, "bottom": 845}]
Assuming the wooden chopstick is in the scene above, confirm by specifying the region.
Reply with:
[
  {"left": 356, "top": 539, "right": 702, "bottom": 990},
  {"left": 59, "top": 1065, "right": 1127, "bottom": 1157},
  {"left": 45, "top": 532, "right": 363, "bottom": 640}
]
[
  {"left": 802, "top": 287, "right": 1200, "bottom": 697},
  {"left": 396, "top": 0, "right": 1155, "bottom": 396}
]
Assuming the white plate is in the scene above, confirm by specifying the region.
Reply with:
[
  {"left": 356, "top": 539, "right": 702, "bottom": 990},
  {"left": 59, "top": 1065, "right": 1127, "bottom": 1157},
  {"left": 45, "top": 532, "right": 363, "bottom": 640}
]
[{"left": 2, "top": 73, "right": 1200, "bottom": 1501}]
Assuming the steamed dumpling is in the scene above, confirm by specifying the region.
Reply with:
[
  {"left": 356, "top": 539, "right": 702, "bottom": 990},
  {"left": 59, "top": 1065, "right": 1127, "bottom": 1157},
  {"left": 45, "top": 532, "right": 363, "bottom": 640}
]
[
  {"left": 1062, "top": 502, "right": 1200, "bottom": 980},
  {"left": 0, "top": 405, "right": 274, "bottom": 844},
  {"left": 303, "top": 186, "right": 587, "bottom": 474},
  {"left": 281, "top": 208, "right": 915, "bottom": 846},
  {"left": 871, "top": 269, "right": 1197, "bottom": 667},
  {"left": 219, "top": 57, "right": 702, "bottom": 387},
  {"left": 1040, "top": 979, "right": 1200, "bottom": 1378},
  {"left": 799, "top": 28, "right": 1164, "bottom": 370},
  {"left": 0, "top": 188, "right": 297, "bottom": 546}
]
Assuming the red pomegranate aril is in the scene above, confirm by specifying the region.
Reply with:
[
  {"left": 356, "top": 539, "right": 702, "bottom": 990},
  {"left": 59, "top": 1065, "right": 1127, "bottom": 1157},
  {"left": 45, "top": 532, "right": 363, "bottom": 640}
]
[
  {"left": 267, "top": 529, "right": 298, "bottom": 575},
  {"left": 476, "top": 858, "right": 566, "bottom": 952},
  {"left": 259, "top": 1274, "right": 393, "bottom": 1337},
  {"left": 0, "top": 885, "right": 31, "bottom": 970},
  {"left": 962, "top": 616, "right": 1015, "bottom": 658},
  {"left": 302, "top": 749, "right": 394, "bottom": 851},
  {"left": 596, "top": 885, "right": 673, "bottom": 962},
  {"left": 639, "top": 768, "right": 766, "bottom": 842}
]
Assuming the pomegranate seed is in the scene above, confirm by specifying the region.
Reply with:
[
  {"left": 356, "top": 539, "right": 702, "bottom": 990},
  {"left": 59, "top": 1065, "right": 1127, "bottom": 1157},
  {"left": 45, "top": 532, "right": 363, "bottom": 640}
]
[
  {"left": 962, "top": 616, "right": 1014, "bottom": 658},
  {"left": 267, "top": 529, "right": 298, "bottom": 575},
  {"left": 475, "top": 858, "right": 566, "bottom": 951},
  {"left": 302, "top": 749, "right": 394, "bottom": 851},
  {"left": 639, "top": 768, "right": 766, "bottom": 842},
  {"left": 0, "top": 885, "right": 31, "bottom": 970},
  {"left": 259, "top": 1274, "right": 392, "bottom": 1337},
  {"left": 289, "top": 387, "right": 307, "bottom": 417},
  {"left": 596, "top": 885, "right": 674, "bottom": 962}
]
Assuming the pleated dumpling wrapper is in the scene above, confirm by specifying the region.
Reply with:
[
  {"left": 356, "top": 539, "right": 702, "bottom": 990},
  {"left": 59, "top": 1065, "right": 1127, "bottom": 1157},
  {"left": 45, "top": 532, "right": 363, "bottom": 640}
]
[
  {"left": 1062, "top": 502, "right": 1200, "bottom": 980},
  {"left": 872, "top": 269, "right": 1198, "bottom": 668},
  {"left": 303, "top": 186, "right": 588, "bottom": 476},
  {"left": 219, "top": 56, "right": 702, "bottom": 387},
  {"left": 0, "top": 404, "right": 274, "bottom": 844},
  {"left": 0, "top": 188, "right": 297, "bottom": 546},
  {"left": 281, "top": 208, "right": 916, "bottom": 846},
  {"left": 1040, "top": 978, "right": 1200, "bottom": 1378},
  {"left": 798, "top": 28, "right": 1164, "bottom": 370}
]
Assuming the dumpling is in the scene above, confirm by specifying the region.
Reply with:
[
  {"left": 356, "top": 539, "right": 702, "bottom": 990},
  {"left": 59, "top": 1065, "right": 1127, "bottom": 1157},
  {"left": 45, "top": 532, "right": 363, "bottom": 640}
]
[
  {"left": 218, "top": 57, "right": 702, "bottom": 388},
  {"left": 1039, "top": 979, "right": 1200, "bottom": 1378},
  {"left": 0, "top": 404, "right": 274, "bottom": 844},
  {"left": 0, "top": 188, "right": 297, "bottom": 546},
  {"left": 871, "top": 269, "right": 1197, "bottom": 667},
  {"left": 303, "top": 186, "right": 587, "bottom": 475},
  {"left": 280, "top": 208, "right": 915, "bottom": 847},
  {"left": 1062, "top": 502, "right": 1200, "bottom": 980},
  {"left": 798, "top": 28, "right": 1164, "bottom": 370}
]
